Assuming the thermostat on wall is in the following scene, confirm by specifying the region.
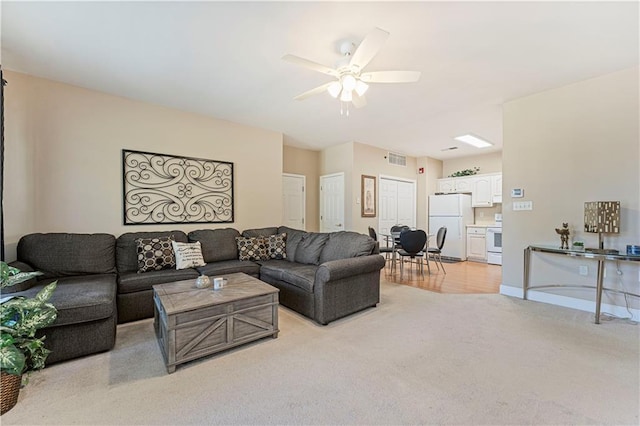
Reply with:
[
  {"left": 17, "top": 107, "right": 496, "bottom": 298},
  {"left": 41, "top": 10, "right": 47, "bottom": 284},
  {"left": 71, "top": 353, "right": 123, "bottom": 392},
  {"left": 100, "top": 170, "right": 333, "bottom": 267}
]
[{"left": 511, "top": 188, "right": 524, "bottom": 198}]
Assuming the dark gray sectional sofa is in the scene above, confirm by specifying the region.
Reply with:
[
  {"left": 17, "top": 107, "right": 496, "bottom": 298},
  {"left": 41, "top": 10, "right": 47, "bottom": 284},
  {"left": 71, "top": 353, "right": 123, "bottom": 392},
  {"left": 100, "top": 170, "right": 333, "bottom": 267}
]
[
  {"left": 8, "top": 226, "right": 384, "bottom": 365},
  {"left": 7, "top": 233, "right": 118, "bottom": 365}
]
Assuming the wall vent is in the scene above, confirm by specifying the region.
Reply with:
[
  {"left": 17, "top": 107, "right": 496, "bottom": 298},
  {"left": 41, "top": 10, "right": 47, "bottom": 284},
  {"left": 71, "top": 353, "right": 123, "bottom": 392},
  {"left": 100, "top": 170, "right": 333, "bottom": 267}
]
[{"left": 387, "top": 152, "right": 407, "bottom": 167}]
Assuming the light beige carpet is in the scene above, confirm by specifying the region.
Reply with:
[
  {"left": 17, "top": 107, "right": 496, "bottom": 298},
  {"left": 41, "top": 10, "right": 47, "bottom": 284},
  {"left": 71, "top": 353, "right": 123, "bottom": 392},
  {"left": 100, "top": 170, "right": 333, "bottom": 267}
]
[{"left": 3, "top": 280, "right": 639, "bottom": 425}]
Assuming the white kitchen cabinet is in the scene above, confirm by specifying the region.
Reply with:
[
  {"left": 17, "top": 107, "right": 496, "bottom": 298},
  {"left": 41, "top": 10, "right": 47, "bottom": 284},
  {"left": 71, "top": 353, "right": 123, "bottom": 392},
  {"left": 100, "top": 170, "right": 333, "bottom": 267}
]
[
  {"left": 436, "top": 173, "right": 502, "bottom": 203},
  {"left": 491, "top": 174, "right": 503, "bottom": 203},
  {"left": 437, "top": 178, "right": 456, "bottom": 193},
  {"left": 466, "top": 227, "right": 487, "bottom": 261},
  {"left": 453, "top": 177, "right": 473, "bottom": 193},
  {"left": 471, "top": 176, "right": 493, "bottom": 207},
  {"left": 437, "top": 177, "right": 472, "bottom": 193}
]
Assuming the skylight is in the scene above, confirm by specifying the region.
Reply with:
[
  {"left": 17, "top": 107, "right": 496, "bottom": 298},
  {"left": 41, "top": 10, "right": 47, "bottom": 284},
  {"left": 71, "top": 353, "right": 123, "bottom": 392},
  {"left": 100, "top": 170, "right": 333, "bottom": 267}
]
[{"left": 454, "top": 134, "right": 493, "bottom": 148}]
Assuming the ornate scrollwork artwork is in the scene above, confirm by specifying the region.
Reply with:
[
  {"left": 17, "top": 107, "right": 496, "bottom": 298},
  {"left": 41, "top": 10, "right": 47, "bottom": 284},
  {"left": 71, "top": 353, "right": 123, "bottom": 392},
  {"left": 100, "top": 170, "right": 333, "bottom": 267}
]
[{"left": 122, "top": 150, "right": 233, "bottom": 225}]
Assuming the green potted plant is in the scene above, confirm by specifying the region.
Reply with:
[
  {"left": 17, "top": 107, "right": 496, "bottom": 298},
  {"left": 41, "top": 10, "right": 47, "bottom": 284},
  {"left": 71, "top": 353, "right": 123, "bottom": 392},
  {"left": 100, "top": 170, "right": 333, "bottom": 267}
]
[{"left": 0, "top": 261, "right": 57, "bottom": 415}]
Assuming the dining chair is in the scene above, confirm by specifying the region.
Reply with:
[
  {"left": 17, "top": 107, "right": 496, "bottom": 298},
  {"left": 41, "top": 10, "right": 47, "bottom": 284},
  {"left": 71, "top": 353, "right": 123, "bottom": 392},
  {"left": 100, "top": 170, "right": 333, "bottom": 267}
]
[
  {"left": 368, "top": 227, "right": 394, "bottom": 267},
  {"left": 426, "top": 227, "right": 448, "bottom": 274},
  {"left": 397, "top": 229, "right": 428, "bottom": 279},
  {"left": 389, "top": 225, "right": 409, "bottom": 272}
]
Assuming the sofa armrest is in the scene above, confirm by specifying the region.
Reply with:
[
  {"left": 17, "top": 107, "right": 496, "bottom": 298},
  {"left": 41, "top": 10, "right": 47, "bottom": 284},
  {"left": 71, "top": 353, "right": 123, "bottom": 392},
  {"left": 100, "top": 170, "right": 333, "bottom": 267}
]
[{"left": 316, "top": 255, "right": 385, "bottom": 283}]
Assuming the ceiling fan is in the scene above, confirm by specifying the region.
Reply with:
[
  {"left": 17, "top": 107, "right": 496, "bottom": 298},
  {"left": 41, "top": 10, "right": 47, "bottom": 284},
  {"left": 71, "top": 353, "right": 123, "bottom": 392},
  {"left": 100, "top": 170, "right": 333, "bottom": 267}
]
[{"left": 282, "top": 27, "right": 421, "bottom": 114}]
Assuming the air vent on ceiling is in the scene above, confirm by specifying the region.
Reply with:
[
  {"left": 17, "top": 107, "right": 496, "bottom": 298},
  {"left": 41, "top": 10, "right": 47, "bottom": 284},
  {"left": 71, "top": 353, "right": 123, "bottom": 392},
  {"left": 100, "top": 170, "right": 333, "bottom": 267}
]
[
  {"left": 387, "top": 152, "right": 407, "bottom": 167},
  {"left": 441, "top": 146, "right": 459, "bottom": 152}
]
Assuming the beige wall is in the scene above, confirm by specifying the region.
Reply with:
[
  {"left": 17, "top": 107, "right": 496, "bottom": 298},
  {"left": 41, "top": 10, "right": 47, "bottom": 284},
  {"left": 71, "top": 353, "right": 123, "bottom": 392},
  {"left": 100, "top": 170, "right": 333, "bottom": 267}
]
[
  {"left": 283, "top": 145, "right": 320, "bottom": 231},
  {"left": 442, "top": 152, "right": 502, "bottom": 177},
  {"left": 352, "top": 142, "right": 418, "bottom": 235},
  {"left": 502, "top": 67, "right": 639, "bottom": 311},
  {"left": 417, "top": 157, "right": 443, "bottom": 231},
  {"left": 4, "top": 71, "right": 283, "bottom": 260},
  {"left": 320, "top": 142, "right": 354, "bottom": 230}
]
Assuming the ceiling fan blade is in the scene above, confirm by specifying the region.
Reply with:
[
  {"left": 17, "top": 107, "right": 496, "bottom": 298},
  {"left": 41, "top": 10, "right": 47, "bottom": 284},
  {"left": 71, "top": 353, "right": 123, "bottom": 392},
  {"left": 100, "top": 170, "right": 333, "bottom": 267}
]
[
  {"left": 282, "top": 54, "right": 338, "bottom": 77},
  {"left": 293, "top": 82, "right": 334, "bottom": 101},
  {"left": 352, "top": 92, "right": 367, "bottom": 109},
  {"left": 360, "top": 71, "right": 421, "bottom": 83},
  {"left": 349, "top": 27, "right": 390, "bottom": 71}
]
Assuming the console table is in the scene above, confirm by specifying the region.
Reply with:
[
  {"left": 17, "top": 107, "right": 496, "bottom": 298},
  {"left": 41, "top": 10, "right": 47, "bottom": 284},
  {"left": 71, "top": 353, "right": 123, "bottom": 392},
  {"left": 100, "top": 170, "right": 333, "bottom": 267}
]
[{"left": 523, "top": 245, "right": 640, "bottom": 324}]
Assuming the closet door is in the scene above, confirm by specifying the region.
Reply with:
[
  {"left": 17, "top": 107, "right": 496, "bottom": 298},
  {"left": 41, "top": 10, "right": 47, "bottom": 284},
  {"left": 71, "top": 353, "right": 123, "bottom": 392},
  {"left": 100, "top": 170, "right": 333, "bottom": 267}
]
[{"left": 378, "top": 178, "right": 416, "bottom": 236}]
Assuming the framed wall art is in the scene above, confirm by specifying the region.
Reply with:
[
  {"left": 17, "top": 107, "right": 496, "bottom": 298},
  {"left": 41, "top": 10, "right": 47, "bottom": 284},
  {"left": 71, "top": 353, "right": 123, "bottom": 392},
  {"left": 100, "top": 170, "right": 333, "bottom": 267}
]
[
  {"left": 361, "top": 175, "right": 376, "bottom": 217},
  {"left": 122, "top": 149, "right": 234, "bottom": 225}
]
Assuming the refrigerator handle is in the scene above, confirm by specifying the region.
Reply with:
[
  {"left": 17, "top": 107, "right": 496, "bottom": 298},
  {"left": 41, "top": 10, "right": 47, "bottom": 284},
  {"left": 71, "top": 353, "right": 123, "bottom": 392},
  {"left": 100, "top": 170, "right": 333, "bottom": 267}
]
[{"left": 459, "top": 221, "right": 462, "bottom": 237}]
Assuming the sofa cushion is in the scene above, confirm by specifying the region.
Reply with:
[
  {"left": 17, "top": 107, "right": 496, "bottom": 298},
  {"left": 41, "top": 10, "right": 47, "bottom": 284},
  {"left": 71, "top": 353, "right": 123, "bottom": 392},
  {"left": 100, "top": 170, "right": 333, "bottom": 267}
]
[
  {"left": 236, "top": 236, "right": 269, "bottom": 261},
  {"left": 195, "top": 259, "right": 261, "bottom": 277},
  {"left": 278, "top": 227, "right": 307, "bottom": 262},
  {"left": 118, "top": 268, "right": 199, "bottom": 294},
  {"left": 295, "top": 233, "right": 329, "bottom": 265},
  {"left": 136, "top": 236, "right": 176, "bottom": 273},
  {"left": 117, "top": 231, "right": 188, "bottom": 273},
  {"left": 242, "top": 227, "right": 278, "bottom": 238},
  {"left": 188, "top": 228, "right": 240, "bottom": 263},
  {"left": 319, "top": 231, "right": 377, "bottom": 264},
  {"left": 266, "top": 233, "right": 287, "bottom": 260},
  {"left": 17, "top": 233, "right": 117, "bottom": 280},
  {"left": 172, "top": 241, "right": 206, "bottom": 270},
  {"left": 10, "top": 274, "right": 117, "bottom": 326},
  {"left": 259, "top": 260, "right": 318, "bottom": 292}
]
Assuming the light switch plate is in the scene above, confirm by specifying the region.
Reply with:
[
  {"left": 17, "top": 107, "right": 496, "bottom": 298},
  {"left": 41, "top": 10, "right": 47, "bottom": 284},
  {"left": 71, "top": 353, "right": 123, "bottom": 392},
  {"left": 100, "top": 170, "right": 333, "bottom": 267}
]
[{"left": 513, "top": 201, "right": 533, "bottom": 211}]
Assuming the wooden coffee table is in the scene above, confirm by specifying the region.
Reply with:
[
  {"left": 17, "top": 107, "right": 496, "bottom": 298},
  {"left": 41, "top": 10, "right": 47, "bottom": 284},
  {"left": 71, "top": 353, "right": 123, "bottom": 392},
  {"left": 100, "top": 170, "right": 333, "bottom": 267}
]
[{"left": 153, "top": 272, "right": 279, "bottom": 373}]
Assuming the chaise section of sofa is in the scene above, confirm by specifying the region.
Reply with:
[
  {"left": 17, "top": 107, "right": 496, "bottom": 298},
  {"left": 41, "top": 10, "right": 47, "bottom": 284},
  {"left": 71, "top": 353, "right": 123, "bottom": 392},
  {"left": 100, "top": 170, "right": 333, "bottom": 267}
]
[{"left": 8, "top": 233, "right": 118, "bottom": 364}]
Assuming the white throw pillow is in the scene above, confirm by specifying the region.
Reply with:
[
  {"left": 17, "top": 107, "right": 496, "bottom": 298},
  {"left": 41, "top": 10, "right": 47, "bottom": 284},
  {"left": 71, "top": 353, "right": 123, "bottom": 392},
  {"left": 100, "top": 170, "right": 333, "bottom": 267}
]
[{"left": 171, "top": 241, "right": 206, "bottom": 270}]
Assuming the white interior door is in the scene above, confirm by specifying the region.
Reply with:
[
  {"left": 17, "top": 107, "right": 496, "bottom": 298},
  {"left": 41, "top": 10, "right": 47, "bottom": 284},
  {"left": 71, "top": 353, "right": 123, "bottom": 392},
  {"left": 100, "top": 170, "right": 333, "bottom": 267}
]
[
  {"left": 320, "top": 173, "right": 344, "bottom": 232},
  {"left": 396, "top": 180, "right": 416, "bottom": 228},
  {"left": 378, "top": 177, "right": 416, "bottom": 238},
  {"left": 379, "top": 178, "right": 398, "bottom": 236},
  {"left": 282, "top": 174, "right": 305, "bottom": 230}
]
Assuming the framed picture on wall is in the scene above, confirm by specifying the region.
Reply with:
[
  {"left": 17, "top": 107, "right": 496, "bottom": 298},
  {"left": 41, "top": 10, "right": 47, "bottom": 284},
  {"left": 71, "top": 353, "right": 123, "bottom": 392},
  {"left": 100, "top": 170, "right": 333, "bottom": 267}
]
[{"left": 361, "top": 175, "right": 376, "bottom": 217}]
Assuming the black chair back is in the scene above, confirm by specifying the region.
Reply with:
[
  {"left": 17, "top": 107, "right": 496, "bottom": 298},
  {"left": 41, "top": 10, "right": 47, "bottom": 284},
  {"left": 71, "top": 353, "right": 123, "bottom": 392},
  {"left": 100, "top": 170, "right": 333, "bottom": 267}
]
[
  {"left": 368, "top": 227, "right": 377, "bottom": 240},
  {"left": 399, "top": 230, "right": 427, "bottom": 255},
  {"left": 391, "top": 225, "right": 410, "bottom": 233},
  {"left": 436, "top": 227, "right": 447, "bottom": 250}
]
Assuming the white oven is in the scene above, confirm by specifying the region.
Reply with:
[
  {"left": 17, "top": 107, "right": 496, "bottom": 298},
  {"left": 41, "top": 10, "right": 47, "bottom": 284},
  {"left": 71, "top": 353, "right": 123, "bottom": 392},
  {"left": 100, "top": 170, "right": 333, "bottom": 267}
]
[{"left": 486, "top": 214, "right": 502, "bottom": 265}]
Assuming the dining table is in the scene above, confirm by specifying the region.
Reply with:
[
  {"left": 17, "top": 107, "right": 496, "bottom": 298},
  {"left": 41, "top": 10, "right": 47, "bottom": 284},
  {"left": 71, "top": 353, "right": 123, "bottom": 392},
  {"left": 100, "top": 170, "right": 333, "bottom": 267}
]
[{"left": 380, "top": 230, "right": 433, "bottom": 275}]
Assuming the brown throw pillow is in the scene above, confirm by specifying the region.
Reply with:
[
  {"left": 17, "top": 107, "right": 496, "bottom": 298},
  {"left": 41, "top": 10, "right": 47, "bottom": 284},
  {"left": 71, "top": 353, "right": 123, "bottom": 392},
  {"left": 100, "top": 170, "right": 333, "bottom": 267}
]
[
  {"left": 266, "top": 233, "right": 287, "bottom": 260},
  {"left": 136, "top": 236, "right": 176, "bottom": 273},
  {"left": 236, "top": 236, "right": 268, "bottom": 261}
]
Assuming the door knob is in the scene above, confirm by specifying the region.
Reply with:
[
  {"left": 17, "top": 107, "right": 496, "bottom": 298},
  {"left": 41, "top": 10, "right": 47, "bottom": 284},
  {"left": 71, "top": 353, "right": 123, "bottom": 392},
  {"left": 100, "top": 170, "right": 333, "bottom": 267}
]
[{"left": 336, "top": 224, "right": 343, "bottom": 227}]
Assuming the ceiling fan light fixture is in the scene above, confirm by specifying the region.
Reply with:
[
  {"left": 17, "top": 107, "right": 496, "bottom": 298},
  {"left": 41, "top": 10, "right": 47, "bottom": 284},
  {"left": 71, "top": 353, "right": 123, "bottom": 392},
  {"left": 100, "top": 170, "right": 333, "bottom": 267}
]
[
  {"left": 355, "top": 80, "right": 369, "bottom": 96},
  {"left": 327, "top": 81, "right": 342, "bottom": 98},
  {"left": 341, "top": 74, "right": 357, "bottom": 92},
  {"left": 340, "top": 90, "right": 353, "bottom": 102}
]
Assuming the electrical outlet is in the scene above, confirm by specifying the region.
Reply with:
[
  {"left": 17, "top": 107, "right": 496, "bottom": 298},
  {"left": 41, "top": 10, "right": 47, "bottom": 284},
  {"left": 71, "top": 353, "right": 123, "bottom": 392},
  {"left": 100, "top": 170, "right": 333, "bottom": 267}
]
[{"left": 579, "top": 265, "right": 588, "bottom": 276}]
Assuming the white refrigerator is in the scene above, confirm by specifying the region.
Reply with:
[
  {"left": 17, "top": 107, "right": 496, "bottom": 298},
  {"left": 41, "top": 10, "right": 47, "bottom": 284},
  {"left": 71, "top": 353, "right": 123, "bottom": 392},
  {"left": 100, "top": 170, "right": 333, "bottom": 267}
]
[{"left": 428, "top": 194, "right": 474, "bottom": 261}]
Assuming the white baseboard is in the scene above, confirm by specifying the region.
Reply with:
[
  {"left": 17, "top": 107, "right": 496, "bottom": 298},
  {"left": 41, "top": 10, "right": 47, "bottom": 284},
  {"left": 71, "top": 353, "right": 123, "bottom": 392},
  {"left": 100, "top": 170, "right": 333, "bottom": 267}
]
[
  {"left": 499, "top": 285, "right": 523, "bottom": 298},
  {"left": 500, "top": 285, "right": 639, "bottom": 322}
]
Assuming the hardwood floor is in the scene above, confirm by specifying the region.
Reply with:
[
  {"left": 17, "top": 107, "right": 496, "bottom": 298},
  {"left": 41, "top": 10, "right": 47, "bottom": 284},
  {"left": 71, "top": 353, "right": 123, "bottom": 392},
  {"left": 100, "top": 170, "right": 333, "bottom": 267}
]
[{"left": 383, "top": 257, "right": 502, "bottom": 294}]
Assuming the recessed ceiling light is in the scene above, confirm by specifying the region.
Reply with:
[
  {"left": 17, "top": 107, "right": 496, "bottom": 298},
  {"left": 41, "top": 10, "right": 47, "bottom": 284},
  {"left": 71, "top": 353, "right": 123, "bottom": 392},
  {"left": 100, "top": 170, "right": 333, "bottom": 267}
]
[{"left": 454, "top": 134, "right": 493, "bottom": 148}]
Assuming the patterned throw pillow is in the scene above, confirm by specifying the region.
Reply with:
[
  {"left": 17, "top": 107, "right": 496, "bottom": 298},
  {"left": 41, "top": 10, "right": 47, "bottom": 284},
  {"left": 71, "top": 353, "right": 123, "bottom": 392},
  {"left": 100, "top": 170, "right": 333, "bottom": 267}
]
[
  {"left": 136, "top": 236, "right": 176, "bottom": 273},
  {"left": 236, "top": 236, "right": 268, "bottom": 261},
  {"left": 171, "top": 241, "right": 206, "bottom": 270},
  {"left": 266, "top": 233, "right": 287, "bottom": 260}
]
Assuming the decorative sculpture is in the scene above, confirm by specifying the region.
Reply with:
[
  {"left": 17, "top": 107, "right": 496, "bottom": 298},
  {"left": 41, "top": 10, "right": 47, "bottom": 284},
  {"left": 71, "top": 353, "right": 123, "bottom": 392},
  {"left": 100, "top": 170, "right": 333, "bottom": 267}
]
[{"left": 555, "top": 223, "right": 570, "bottom": 250}]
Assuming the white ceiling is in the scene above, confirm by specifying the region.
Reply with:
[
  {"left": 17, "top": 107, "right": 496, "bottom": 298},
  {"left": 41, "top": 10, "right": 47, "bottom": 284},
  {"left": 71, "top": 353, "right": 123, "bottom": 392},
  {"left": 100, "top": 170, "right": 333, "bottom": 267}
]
[{"left": 2, "top": 1, "right": 638, "bottom": 160}]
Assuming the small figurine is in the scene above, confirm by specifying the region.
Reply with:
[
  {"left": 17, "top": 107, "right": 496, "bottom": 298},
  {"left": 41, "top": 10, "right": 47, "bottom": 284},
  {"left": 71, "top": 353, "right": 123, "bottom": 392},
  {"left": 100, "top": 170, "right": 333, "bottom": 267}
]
[{"left": 555, "top": 223, "right": 570, "bottom": 250}]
